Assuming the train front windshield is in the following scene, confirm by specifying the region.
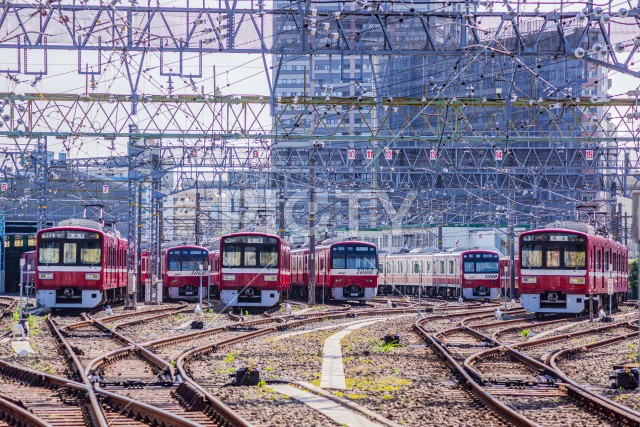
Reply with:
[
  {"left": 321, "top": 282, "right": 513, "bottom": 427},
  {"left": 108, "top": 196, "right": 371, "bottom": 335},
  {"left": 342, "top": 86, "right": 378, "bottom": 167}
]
[
  {"left": 38, "top": 230, "right": 102, "bottom": 266},
  {"left": 168, "top": 249, "right": 208, "bottom": 271},
  {"left": 330, "top": 245, "right": 376, "bottom": 269},
  {"left": 463, "top": 253, "right": 499, "bottom": 273},
  {"left": 221, "top": 236, "right": 279, "bottom": 268},
  {"left": 521, "top": 233, "right": 586, "bottom": 269}
]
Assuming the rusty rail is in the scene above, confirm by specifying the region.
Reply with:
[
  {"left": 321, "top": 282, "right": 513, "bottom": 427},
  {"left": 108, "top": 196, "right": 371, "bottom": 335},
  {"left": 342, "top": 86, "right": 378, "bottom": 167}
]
[{"left": 413, "top": 318, "right": 538, "bottom": 426}]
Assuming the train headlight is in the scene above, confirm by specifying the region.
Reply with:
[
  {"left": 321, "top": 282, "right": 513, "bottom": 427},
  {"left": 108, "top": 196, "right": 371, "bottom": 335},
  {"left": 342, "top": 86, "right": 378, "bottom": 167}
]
[
  {"left": 264, "top": 275, "right": 278, "bottom": 281},
  {"left": 521, "top": 276, "right": 537, "bottom": 284},
  {"left": 570, "top": 277, "right": 585, "bottom": 285},
  {"left": 38, "top": 272, "right": 53, "bottom": 280},
  {"left": 85, "top": 273, "right": 101, "bottom": 280},
  {"left": 335, "top": 278, "right": 343, "bottom": 283},
  {"left": 222, "top": 274, "right": 236, "bottom": 281}
]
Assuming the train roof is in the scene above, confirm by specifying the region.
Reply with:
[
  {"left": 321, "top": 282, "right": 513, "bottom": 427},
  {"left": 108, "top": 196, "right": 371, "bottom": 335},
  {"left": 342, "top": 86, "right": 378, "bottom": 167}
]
[
  {"left": 220, "top": 231, "right": 289, "bottom": 247},
  {"left": 520, "top": 228, "right": 627, "bottom": 248},
  {"left": 544, "top": 221, "right": 595, "bottom": 235},
  {"left": 163, "top": 244, "right": 209, "bottom": 251},
  {"left": 37, "top": 222, "right": 123, "bottom": 239},
  {"left": 383, "top": 248, "right": 500, "bottom": 258},
  {"left": 290, "top": 240, "right": 376, "bottom": 253}
]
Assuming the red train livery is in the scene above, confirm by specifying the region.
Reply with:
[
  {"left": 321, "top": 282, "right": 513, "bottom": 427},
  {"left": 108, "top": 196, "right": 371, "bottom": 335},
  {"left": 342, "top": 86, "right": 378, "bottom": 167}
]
[
  {"left": 291, "top": 240, "right": 378, "bottom": 302},
  {"left": 142, "top": 244, "right": 210, "bottom": 299},
  {"left": 519, "top": 227, "right": 628, "bottom": 314},
  {"left": 378, "top": 249, "right": 505, "bottom": 299},
  {"left": 218, "top": 232, "right": 290, "bottom": 308},
  {"left": 499, "top": 256, "right": 520, "bottom": 298},
  {"left": 35, "top": 219, "right": 128, "bottom": 309}
]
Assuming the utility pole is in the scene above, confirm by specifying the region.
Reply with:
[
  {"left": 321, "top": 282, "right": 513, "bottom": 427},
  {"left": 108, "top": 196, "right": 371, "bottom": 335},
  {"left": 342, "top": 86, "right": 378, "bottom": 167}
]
[
  {"left": 278, "top": 174, "right": 285, "bottom": 239},
  {"left": 148, "top": 140, "right": 161, "bottom": 303},
  {"left": 35, "top": 137, "right": 48, "bottom": 231},
  {"left": 239, "top": 188, "right": 245, "bottom": 229},
  {"left": 126, "top": 123, "right": 141, "bottom": 309},
  {"left": 195, "top": 181, "right": 202, "bottom": 245},
  {"left": 508, "top": 194, "right": 516, "bottom": 300},
  {"left": 309, "top": 147, "right": 317, "bottom": 305}
]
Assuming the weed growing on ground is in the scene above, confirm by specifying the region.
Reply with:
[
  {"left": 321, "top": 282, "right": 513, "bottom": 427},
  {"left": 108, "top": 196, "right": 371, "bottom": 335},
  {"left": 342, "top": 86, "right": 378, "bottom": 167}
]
[
  {"left": 347, "top": 393, "right": 366, "bottom": 400},
  {"left": 520, "top": 328, "right": 532, "bottom": 338},
  {"left": 626, "top": 343, "right": 638, "bottom": 362},
  {"left": 372, "top": 340, "right": 402, "bottom": 352},
  {"left": 225, "top": 351, "right": 239, "bottom": 364}
]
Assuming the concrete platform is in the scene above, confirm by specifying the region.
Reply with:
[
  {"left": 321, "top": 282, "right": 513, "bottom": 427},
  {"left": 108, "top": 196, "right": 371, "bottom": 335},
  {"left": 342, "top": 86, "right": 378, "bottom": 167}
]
[
  {"left": 269, "top": 383, "right": 382, "bottom": 427},
  {"left": 320, "top": 320, "right": 380, "bottom": 390}
]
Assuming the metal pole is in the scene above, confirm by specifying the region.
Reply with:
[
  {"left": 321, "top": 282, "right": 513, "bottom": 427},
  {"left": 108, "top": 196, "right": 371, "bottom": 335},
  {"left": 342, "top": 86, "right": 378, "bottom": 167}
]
[
  {"left": 508, "top": 195, "right": 516, "bottom": 305},
  {"left": 278, "top": 174, "right": 285, "bottom": 239},
  {"left": 25, "top": 265, "right": 31, "bottom": 313},
  {"left": 503, "top": 264, "right": 507, "bottom": 315},
  {"left": 418, "top": 259, "right": 422, "bottom": 318},
  {"left": 199, "top": 263, "right": 203, "bottom": 311},
  {"left": 207, "top": 266, "right": 211, "bottom": 311},
  {"left": 309, "top": 147, "right": 317, "bottom": 305},
  {"left": 18, "top": 258, "right": 24, "bottom": 321}
]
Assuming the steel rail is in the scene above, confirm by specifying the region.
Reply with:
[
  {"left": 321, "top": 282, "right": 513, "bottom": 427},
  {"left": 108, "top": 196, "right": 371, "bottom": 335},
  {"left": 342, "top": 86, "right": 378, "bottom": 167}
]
[
  {"left": 47, "top": 316, "right": 110, "bottom": 427},
  {"left": 463, "top": 330, "right": 640, "bottom": 425},
  {"left": 0, "top": 394, "right": 55, "bottom": 427},
  {"left": 413, "top": 318, "right": 538, "bottom": 426},
  {"left": 50, "top": 315, "right": 210, "bottom": 426}
]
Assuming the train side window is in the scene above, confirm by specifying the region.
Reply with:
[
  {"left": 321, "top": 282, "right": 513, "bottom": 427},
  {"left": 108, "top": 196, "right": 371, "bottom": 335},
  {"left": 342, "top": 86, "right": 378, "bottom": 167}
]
[
  {"left": 413, "top": 262, "right": 419, "bottom": 273},
  {"left": 440, "top": 261, "right": 445, "bottom": 274},
  {"left": 597, "top": 250, "right": 601, "bottom": 269},
  {"left": 449, "top": 260, "right": 454, "bottom": 274}
]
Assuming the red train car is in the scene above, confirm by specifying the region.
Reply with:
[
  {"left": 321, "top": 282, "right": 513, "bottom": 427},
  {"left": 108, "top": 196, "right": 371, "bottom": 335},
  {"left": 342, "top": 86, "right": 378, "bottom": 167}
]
[
  {"left": 142, "top": 244, "right": 210, "bottom": 299},
  {"left": 35, "top": 219, "right": 128, "bottom": 309},
  {"left": 218, "top": 231, "right": 290, "bottom": 308},
  {"left": 21, "top": 250, "right": 36, "bottom": 290},
  {"left": 518, "top": 226, "right": 628, "bottom": 314},
  {"left": 378, "top": 248, "right": 504, "bottom": 300},
  {"left": 208, "top": 249, "right": 220, "bottom": 299},
  {"left": 499, "top": 256, "right": 520, "bottom": 298},
  {"left": 291, "top": 240, "right": 378, "bottom": 302}
]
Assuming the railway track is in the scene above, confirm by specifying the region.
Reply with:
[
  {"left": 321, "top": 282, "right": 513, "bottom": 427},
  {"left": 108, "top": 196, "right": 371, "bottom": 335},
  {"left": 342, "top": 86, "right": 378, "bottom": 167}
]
[
  {"left": 416, "top": 313, "right": 640, "bottom": 427},
  {"left": 43, "top": 313, "right": 246, "bottom": 426}
]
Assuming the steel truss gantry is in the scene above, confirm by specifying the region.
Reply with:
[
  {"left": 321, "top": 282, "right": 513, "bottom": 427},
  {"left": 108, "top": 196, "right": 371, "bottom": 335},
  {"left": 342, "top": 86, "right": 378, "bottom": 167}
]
[
  {"left": 0, "top": 93, "right": 638, "bottom": 197},
  {"left": 0, "top": 2, "right": 638, "bottom": 296},
  {"left": 0, "top": 4, "right": 638, "bottom": 72}
]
